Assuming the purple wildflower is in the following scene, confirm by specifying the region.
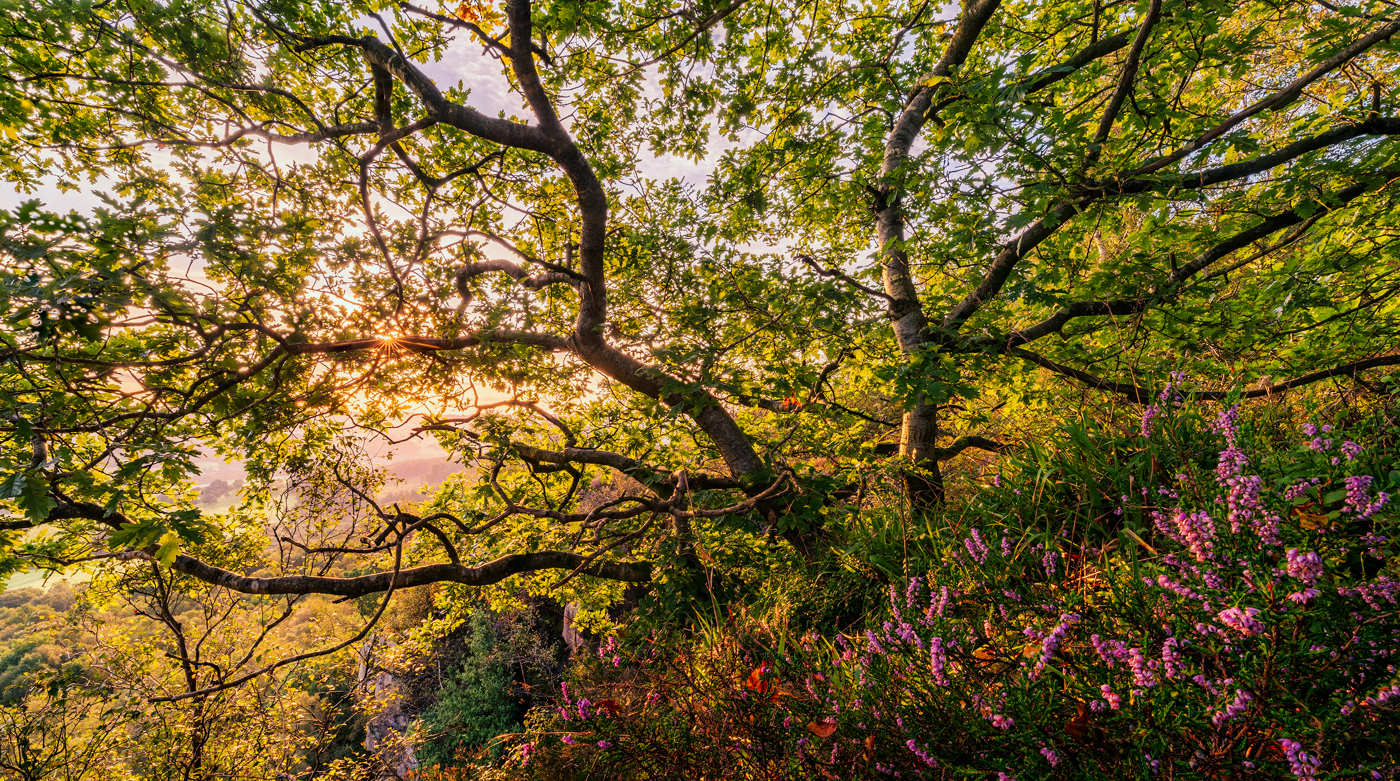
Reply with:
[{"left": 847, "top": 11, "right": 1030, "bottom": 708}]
[
  {"left": 929, "top": 637, "right": 949, "bottom": 685},
  {"left": 906, "top": 739, "right": 938, "bottom": 767},
  {"left": 1278, "top": 738, "right": 1321, "bottom": 780},
  {"left": 1173, "top": 510, "right": 1217, "bottom": 562},
  {"left": 964, "top": 528, "right": 989, "bottom": 565},
  {"left": 1344, "top": 475, "right": 1390, "bottom": 520},
  {"left": 1217, "top": 606, "right": 1265, "bottom": 636},
  {"left": 1286, "top": 549, "right": 1325, "bottom": 585},
  {"left": 1128, "top": 646, "right": 1157, "bottom": 688},
  {"left": 1031, "top": 613, "right": 1080, "bottom": 679},
  {"left": 1211, "top": 689, "right": 1253, "bottom": 726},
  {"left": 1101, "top": 683, "right": 1122, "bottom": 710}
]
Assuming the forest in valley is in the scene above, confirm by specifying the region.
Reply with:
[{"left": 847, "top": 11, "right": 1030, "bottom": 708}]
[{"left": 1, "top": 0, "right": 1399, "bottom": 777}]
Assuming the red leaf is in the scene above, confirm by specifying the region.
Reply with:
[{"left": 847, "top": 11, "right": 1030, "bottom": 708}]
[
  {"left": 744, "top": 666, "right": 772, "bottom": 694},
  {"left": 806, "top": 719, "right": 837, "bottom": 738}
]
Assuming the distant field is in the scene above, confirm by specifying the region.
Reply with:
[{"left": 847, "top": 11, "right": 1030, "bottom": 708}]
[{"left": 5, "top": 568, "right": 87, "bottom": 592}]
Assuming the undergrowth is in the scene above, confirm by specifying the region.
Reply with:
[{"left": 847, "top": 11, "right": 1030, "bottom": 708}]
[{"left": 453, "top": 390, "right": 1400, "bottom": 781}]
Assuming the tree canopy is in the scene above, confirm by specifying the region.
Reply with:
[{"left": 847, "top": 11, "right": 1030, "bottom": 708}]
[{"left": 2, "top": 0, "right": 1400, "bottom": 695}]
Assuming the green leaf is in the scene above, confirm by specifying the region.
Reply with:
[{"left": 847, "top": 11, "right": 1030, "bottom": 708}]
[
  {"left": 154, "top": 530, "right": 181, "bottom": 566},
  {"left": 0, "top": 472, "right": 56, "bottom": 525}
]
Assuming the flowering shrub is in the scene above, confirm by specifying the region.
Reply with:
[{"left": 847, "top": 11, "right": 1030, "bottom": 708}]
[{"left": 502, "top": 397, "right": 1400, "bottom": 779}]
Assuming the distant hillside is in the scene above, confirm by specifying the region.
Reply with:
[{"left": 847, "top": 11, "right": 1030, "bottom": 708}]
[{"left": 379, "top": 457, "right": 473, "bottom": 504}]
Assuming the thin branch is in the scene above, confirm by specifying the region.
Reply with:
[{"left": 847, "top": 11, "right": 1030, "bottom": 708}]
[
  {"left": 1086, "top": 0, "right": 1161, "bottom": 166},
  {"left": 1010, "top": 348, "right": 1400, "bottom": 403},
  {"left": 1127, "top": 18, "right": 1400, "bottom": 178},
  {"left": 968, "top": 175, "right": 1394, "bottom": 350},
  {"left": 797, "top": 254, "right": 895, "bottom": 303}
]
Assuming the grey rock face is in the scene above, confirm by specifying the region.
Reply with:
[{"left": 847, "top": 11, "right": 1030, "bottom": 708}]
[{"left": 357, "top": 636, "right": 419, "bottom": 779}]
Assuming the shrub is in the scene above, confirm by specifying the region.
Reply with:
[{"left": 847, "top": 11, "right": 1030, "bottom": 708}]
[
  {"left": 508, "top": 394, "right": 1400, "bottom": 779},
  {"left": 414, "top": 610, "right": 527, "bottom": 767}
]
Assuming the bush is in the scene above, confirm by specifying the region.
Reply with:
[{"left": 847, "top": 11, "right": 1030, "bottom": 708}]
[
  {"left": 415, "top": 610, "right": 527, "bottom": 767},
  {"left": 507, "top": 393, "right": 1400, "bottom": 779}
]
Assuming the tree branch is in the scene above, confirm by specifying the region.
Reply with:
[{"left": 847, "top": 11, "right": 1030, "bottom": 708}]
[
  {"left": 1127, "top": 18, "right": 1400, "bottom": 178},
  {"left": 940, "top": 121, "right": 1400, "bottom": 334},
  {"left": 970, "top": 175, "right": 1396, "bottom": 350},
  {"left": 798, "top": 253, "right": 894, "bottom": 303},
  {"left": 934, "top": 436, "right": 1005, "bottom": 460},
  {"left": 1010, "top": 348, "right": 1400, "bottom": 403},
  {"left": 455, "top": 258, "right": 580, "bottom": 308},
  {"left": 1086, "top": 0, "right": 1161, "bottom": 165},
  {"left": 1021, "top": 29, "right": 1133, "bottom": 95}
]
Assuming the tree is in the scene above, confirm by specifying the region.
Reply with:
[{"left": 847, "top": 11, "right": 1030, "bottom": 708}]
[{"left": 1, "top": 0, "right": 1399, "bottom": 686}]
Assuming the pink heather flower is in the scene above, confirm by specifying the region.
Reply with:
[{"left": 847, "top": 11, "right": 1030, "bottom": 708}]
[
  {"left": 1042, "top": 549, "right": 1059, "bottom": 577},
  {"left": 1212, "top": 404, "right": 1241, "bottom": 441},
  {"left": 1161, "top": 637, "right": 1184, "bottom": 680},
  {"left": 1340, "top": 576, "right": 1400, "bottom": 609},
  {"left": 866, "top": 630, "right": 884, "bottom": 655},
  {"left": 1258, "top": 512, "right": 1283, "bottom": 547},
  {"left": 990, "top": 714, "right": 1014, "bottom": 729},
  {"left": 1286, "top": 588, "right": 1322, "bottom": 605},
  {"left": 906, "top": 739, "right": 938, "bottom": 767},
  {"left": 1091, "top": 634, "right": 1129, "bottom": 666},
  {"left": 929, "top": 585, "right": 951, "bottom": 620},
  {"left": 1362, "top": 683, "right": 1400, "bottom": 707},
  {"left": 1218, "top": 606, "right": 1265, "bottom": 636},
  {"left": 1156, "top": 574, "right": 1204, "bottom": 602},
  {"left": 1101, "top": 683, "right": 1122, "bottom": 710},
  {"left": 1360, "top": 532, "right": 1388, "bottom": 556},
  {"left": 1128, "top": 647, "right": 1157, "bottom": 688},
  {"left": 929, "top": 637, "right": 949, "bottom": 685},
  {"left": 1286, "top": 549, "right": 1325, "bottom": 585},
  {"left": 1173, "top": 510, "right": 1217, "bottom": 561},
  {"left": 1140, "top": 373, "right": 1186, "bottom": 437},
  {"left": 1040, "top": 745, "right": 1061, "bottom": 767},
  {"left": 1341, "top": 441, "right": 1363, "bottom": 461},
  {"left": 561, "top": 735, "right": 576, "bottom": 745},
  {"left": 1140, "top": 403, "right": 1161, "bottom": 437},
  {"left": 904, "top": 576, "right": 921, "bottom": 609},
  {"left": 964, "top": 529, "right": 989, "bottom": 565},
  {"left": 597, "top": 740, "right": 612, "bottom": 750},
  {"left": 1278, "top": 738, "right": 1321, "bottom": 780},
  {"left": 1220, "top": 473, "right": 1263, "bottom": 533},
  {"left": 1211, "top": 689, "right": 1253, "bottom": 726},
  {"left": 1344, "top": 475, "right": 1390, "bottom": 520},
  {"left": 1285, "top": 478, "right": 1320, "bottom": 501},
  {"left": 1031, "top": 614, "right": 1080, "bottom": 679}
]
